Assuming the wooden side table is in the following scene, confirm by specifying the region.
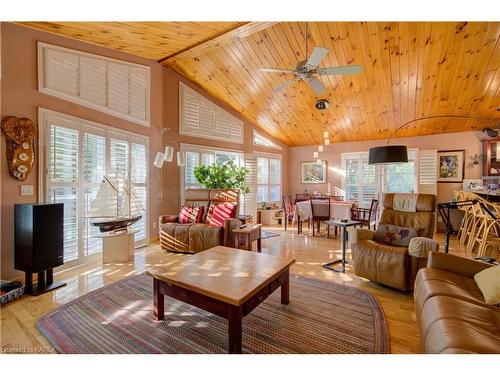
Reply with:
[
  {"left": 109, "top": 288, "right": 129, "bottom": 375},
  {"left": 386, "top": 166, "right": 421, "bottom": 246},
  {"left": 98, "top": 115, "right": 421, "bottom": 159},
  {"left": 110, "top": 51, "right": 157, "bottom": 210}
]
[{"left": 232, "top": 224, "right": 262, "bottom": 252}]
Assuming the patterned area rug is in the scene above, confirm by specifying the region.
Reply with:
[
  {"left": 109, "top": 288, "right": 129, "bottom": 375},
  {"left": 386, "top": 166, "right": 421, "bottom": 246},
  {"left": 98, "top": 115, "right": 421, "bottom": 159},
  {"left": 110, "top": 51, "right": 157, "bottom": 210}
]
[{"left": 36, "top": 274, "right": 389, "bottom": 354}]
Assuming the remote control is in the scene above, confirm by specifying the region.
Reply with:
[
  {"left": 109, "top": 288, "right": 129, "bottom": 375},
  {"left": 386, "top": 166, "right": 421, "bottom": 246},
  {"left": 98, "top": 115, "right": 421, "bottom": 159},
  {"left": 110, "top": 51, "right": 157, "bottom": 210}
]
[{"left": 239, "top": 224, "right": 247, "bottom": 229}]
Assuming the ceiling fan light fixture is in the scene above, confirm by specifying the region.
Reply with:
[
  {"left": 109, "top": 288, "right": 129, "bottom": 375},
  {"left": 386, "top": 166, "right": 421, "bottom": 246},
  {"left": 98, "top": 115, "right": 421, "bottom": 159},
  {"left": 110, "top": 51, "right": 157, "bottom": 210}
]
[{"left": 368, "top": 145, "right": 408, "bottom": 165}]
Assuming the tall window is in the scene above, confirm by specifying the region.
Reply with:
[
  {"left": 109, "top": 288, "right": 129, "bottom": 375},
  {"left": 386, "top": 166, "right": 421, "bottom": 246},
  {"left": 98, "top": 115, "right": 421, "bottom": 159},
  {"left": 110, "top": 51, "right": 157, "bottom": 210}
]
[
  {"left": 342, "top": 149, "right": 417, "bottom": 208},
  {"left": 181, "top": 144, "right": 244, "bottom": 191},
  {"left": 256, "top": 155, "right": 282, "bottom": 204},
  {"left": 40, "top": 109, "right": 149, "bottom": 264}
]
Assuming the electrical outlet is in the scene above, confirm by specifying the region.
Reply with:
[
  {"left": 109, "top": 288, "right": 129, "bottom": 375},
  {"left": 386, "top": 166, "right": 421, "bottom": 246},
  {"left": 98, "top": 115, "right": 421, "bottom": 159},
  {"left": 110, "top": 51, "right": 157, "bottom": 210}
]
[{"left": 20, "top": 185, "right": 34, "bottom": 196}]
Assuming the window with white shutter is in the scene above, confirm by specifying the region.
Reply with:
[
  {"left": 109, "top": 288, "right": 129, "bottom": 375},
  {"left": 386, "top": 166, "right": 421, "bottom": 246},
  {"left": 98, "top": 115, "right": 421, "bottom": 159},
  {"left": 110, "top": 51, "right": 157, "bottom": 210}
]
[
  {"left": 179, "top": 82, "right": 244, "bottom": 143},
  {"left": 39, "top": 108, "right": 149, "bottom": 267},
  {"left": 179, "top": 144, "right": 244, "bottom": 208},
  {"left": 38, "top": 43, "right": 150, "bottom": 126},
  {"left": 342, "top": 152, "right": 378, "bottom": 208},
  {"left": 244, "top": 155, "right": 258, "bottom": 219},
  {"left": 253, "top": 130, "right": 282, "bottom": 150},
  {"left": 418, "top": 150, "right": 438, "bottom": 195},
  {"left": 256, "top": 154, "right": 282, "bottom": 204}
]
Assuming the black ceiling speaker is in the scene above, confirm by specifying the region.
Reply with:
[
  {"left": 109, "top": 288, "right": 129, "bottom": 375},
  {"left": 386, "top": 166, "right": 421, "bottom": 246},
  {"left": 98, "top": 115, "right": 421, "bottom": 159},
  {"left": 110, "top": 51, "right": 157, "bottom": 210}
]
[
  {"left": 368, "top": 145, "right": 408, "bottom": 165},
  {"left": 482, "top": 127, "right": 499, "bottom": 138},
  {"left": 315, "top": 99, "right": 330, "bottom": 110}
]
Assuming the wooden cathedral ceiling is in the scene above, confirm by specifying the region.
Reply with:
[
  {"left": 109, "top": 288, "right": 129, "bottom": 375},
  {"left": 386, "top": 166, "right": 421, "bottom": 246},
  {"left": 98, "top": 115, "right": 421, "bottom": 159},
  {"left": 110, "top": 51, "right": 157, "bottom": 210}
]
[{"left": 19, "top": 21, "right": 500, "bottom": 146}]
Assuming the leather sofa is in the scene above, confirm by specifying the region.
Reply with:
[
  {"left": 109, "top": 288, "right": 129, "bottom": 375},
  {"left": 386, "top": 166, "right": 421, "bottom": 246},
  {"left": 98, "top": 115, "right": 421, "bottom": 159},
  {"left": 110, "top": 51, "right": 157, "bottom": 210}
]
[
  {"left": 415, "top": 251, "right": 500, "bottom": 353},
  {"left": 349, "top": 193, "right": 438, "bottom": 291},
  {"left": 159, "top": 188, "right": 241, "bottom": 253}
]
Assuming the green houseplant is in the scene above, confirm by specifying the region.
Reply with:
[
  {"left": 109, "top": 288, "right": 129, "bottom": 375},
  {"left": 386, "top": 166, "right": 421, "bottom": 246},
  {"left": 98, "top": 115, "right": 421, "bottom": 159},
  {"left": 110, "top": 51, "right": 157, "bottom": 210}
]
[{"left": 193, "top": 160, "right": 250, "bottom": 194}]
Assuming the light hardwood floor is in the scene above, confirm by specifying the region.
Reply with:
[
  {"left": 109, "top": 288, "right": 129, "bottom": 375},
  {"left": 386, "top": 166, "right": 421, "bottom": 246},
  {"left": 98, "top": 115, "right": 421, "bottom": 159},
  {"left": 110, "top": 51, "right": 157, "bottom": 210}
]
[{"left": 0, "top": 226, "right": 469, "bottom": 354}]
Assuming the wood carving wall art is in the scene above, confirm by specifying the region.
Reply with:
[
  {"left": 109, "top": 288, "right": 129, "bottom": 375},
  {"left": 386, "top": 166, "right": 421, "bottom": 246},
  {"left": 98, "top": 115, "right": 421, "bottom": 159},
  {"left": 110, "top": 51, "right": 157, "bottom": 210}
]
[{"left": 1, "top": 116, "right": 36, "bottom": 181}]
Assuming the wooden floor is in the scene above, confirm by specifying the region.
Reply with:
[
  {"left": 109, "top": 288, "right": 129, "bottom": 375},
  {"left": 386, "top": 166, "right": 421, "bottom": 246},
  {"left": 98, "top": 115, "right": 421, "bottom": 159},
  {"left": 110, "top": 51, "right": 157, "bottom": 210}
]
[{"left": 1, "top": 225, "right": 470, "bottom": 354}]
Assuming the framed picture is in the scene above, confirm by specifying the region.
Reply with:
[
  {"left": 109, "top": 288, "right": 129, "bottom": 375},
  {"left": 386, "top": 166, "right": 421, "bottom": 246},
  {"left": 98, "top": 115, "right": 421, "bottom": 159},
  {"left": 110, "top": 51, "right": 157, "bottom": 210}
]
[
  {"left": 437, "top": 150, "right": 465, "bottom": 183},
  {"left": 301, "top": 161, "right": 327, "bottom": 184}
]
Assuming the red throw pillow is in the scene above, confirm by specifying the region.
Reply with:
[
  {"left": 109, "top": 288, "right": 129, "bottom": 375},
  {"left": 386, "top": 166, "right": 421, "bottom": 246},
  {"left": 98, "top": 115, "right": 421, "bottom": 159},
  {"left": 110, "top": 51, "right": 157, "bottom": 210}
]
[
  {"left": 208, "top": 203, "right": 237, "bottom": 226},
  {"left": 179, "top": 206, "right": 204, "bottom": 224}
]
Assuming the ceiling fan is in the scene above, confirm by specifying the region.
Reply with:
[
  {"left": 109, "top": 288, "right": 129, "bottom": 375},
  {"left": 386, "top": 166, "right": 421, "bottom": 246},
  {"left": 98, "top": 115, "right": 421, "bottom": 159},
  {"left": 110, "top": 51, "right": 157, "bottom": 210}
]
[{"left": 259, "top": 23, "right": 363, "bottom": 96}]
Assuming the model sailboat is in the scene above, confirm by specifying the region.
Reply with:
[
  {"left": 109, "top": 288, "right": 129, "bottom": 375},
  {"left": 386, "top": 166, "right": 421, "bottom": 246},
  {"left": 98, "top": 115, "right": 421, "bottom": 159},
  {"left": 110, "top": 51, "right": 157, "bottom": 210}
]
[{"left": 88, "top": 173, "right": 144, "bottom": 233}]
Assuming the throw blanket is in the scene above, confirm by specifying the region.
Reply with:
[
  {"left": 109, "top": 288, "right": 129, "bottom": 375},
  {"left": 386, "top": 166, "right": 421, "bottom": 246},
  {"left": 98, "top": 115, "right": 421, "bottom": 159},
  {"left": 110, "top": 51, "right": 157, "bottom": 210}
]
[{"left": 393, "top": 193, "right": 418, "bottom": 212}]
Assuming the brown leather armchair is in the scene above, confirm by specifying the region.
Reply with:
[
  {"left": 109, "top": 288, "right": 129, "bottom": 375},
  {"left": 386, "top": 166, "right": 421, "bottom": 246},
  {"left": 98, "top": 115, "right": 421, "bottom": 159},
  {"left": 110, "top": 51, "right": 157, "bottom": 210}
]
[
  {"left": 349, "top": 193, "right": 439, "bottom": 291},
  {"left": 159, "top": 188, "right": 241, "bottom": 253}
]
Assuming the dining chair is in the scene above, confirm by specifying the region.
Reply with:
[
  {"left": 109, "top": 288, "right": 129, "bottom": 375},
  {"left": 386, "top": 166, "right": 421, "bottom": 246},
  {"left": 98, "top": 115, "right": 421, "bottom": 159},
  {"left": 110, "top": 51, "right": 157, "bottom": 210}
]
[
  {"left": 282, "top": 194, "right": 295, "bottom": 231},
  {"left": 295, "top": 193, "right": 310, "bottom": 203},
  {"left": 310, "top": 196, "right": 331, "bottom": 237},
  {"left": 351, "top": 199, "right": 379, "bottom": 230}
]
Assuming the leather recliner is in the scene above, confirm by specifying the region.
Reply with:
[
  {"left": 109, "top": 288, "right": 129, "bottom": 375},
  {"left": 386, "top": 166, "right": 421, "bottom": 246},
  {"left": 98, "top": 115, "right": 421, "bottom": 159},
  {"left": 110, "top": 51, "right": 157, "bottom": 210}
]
[
  {"left": 349, "top": 193, "right": 439, "bottom": 291},
  {"left": 159, "top": 188, "right": 242, "bottom": 253}
]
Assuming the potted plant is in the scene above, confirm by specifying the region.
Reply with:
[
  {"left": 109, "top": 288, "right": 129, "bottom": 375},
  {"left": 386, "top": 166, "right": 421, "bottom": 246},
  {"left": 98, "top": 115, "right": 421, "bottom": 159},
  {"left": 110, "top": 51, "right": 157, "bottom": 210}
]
[{"left": 193, "top": 160, "right": 250, "bottom": 193}]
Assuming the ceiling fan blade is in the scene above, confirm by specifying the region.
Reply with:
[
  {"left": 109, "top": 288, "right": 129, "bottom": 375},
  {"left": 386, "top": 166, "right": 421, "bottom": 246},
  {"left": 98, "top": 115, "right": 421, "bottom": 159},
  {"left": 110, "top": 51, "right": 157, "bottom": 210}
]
[
  {"left": 318, "top": 65, "right": 363, "bottom": 76},
  {"left": 272, "top": 79, "right": 297, "bottom": 93},
  {"left": 259, "top": 67, "right": 295, "bottom": 74},
  {"left": 306, "top": 47, "right": 330, "bottom": 67},
  {"left": 307, "top": 77, "right": 326, "bottom": 95}
]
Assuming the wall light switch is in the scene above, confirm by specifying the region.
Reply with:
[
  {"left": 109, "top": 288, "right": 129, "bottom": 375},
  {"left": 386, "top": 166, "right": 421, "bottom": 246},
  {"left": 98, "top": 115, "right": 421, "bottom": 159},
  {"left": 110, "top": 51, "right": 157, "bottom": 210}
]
[{"left": 20, "top": 185, "right": 34, "bottom": 196}]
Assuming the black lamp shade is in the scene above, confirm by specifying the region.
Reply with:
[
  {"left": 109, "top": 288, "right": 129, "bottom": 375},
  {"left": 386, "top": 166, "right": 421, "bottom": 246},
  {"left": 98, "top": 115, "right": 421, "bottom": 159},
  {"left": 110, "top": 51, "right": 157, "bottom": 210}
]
[{"left": 368, "top": 145, "right": 408, "bottom": 165}]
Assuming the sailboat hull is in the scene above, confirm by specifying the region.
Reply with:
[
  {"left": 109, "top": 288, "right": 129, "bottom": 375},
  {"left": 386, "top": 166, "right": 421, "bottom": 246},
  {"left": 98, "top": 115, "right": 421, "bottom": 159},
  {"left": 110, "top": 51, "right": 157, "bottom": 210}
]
[{"left": 91, "top": 215, "right": 142, "bottom": 233}]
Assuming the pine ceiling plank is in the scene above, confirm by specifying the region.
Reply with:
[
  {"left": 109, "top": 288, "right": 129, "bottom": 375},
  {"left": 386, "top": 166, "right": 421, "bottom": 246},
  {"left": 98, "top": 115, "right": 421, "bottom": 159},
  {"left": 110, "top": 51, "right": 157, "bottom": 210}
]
[
  {"left": 160, "top": 22, "right": 277, "bottom": 65},
  {"left": 18, "top": 21, "right": 244, "bottom": 60}
]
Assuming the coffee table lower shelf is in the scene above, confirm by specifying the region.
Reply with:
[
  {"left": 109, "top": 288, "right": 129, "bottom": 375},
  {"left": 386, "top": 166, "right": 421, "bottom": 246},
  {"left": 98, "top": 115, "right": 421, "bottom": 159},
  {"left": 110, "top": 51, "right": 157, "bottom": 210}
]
[{"left": 152, "top": 268, "right": 290, "bottom": 354}]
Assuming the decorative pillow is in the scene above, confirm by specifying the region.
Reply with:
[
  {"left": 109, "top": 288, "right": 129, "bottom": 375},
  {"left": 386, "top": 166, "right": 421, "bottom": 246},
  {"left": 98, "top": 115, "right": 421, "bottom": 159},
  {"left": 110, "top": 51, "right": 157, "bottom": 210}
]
[
  {"left": 474, "top": 265, "right": 500, "bottom": 305},
  {"left": 207, "top": 203, "right": 237, "bottom": 226},
  {"left": 374, "top": 224, "right": 419, "bottom": 247},
  {"left": 179, "top": 206, "right": 204, "bottom": 224}
]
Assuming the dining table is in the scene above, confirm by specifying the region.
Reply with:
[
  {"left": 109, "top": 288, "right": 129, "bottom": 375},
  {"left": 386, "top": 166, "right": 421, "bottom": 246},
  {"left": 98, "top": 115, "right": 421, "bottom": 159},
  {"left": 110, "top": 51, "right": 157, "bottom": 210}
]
[{"left": 294, "top": 200, "right": 355, "bottom": 234}]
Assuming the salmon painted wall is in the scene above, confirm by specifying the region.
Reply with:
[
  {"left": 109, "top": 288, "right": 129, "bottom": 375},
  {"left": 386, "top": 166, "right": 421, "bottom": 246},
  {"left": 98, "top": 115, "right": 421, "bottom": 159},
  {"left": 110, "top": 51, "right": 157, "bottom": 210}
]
[
  {"left": 288, "top": 131, "right": 483, "bottom": 205},
  {"left": 160, "top": 68, "right": 289, "bottom": 215},
  {"left": 0, "top": 23, "right": 287, "bottom": 280}
]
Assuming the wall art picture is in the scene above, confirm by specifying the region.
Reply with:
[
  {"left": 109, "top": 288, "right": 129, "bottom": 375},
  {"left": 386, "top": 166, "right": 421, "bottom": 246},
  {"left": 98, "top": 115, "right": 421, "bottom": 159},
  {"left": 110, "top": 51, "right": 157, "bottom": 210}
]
[
  {"left": 301, "top": 161, "right": 327, "bottom": 184},
  {"left": 1, "top": 116, "right": 36, "bottom": 181},
  {"left": 437, "top": 150, "right": 465, "bottom": 183}
]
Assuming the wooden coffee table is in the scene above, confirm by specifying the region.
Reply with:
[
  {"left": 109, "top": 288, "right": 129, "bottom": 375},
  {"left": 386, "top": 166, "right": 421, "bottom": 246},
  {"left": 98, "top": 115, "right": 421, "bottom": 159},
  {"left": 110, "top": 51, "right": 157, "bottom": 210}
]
[{"left": 146, "top": 246, "right": 295, "bottom": 354}]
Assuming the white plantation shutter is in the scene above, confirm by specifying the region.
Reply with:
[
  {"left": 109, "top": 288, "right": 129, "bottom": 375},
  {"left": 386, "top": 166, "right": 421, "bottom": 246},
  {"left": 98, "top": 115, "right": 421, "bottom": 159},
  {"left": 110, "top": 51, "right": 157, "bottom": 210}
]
[
  {"left": 179, "top": 82, "right": 243, "bottom": 143},
  {"left": 130, "top": 67, "right": 148, "bottom": 121},
  {"left": 418, "top": 149, "right": 438, "bottom": 195},
  {"left": 257, "top": 157, "right": 269, "bottom": 203},
  {"left": 83, "top": 132, "right": 106, "bottom": 256},
  {"left": 108, "top": 63, "right": 130, "bottom": 115},
  {"left": 109, "top": 138, "right": 129, "bottom": 179},
  {"left": 185, "top": 151, "right": 201, "bottom": 189},
  {"left": 361, "top": 159, "right": 377, "bottom": 208},
  {"left": 38, "top": 43, "right": 150, "bottom": 126},
  {"left": 269, "top": 158, "right": 282, "bottom": 202},
  {"left": 48, "top": 124, "right": 79, "bottom": 262},
  {"left": 253, "top": 130, "right": 282, "bottom": 149},
  {"left": 130, "top": 142, "right": 148, "bottom": 244},
  {"left": 80, "top": 57, "right": 107, "bottom": 107},
  {"left": 45, "top": 49, "right": 79, "bottom": 97},
  {"left": 244, "top": 155, "right": 258, "bottom": 219}
]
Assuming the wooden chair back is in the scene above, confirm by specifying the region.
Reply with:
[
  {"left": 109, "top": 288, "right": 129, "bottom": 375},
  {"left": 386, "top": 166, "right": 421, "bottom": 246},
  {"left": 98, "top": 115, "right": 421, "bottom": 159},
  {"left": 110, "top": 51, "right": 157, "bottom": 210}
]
[{"left": 310, "top": 197, "right": 331, "bottom": 220}]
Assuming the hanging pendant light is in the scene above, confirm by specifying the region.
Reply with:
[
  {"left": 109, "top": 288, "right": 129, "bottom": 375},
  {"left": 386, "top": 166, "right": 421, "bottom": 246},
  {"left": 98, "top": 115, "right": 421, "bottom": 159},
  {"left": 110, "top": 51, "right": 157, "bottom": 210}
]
[
  {"left": 324, "top": 138, "right": 330, "bottom": 145},
  {"left": 164, "top": 146, "right": 174, "bottom": 162},
  {"left": 177, "top": 151, "right": 186, "bottom": 167},
  {"left": 316, "top": 158, "right": 322, "bottom": 164},
  {"left": 323, "top": 131, "right": 329, "bottom": 139},
  {"left": 153, "top": 152, "right": 165, "bottom": 168},
  {"left": 318, "top": 145, "right": 324, "bottom": 152},
  {"left": 313, "top": 151, "right": 319, "bottom": 158}
]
